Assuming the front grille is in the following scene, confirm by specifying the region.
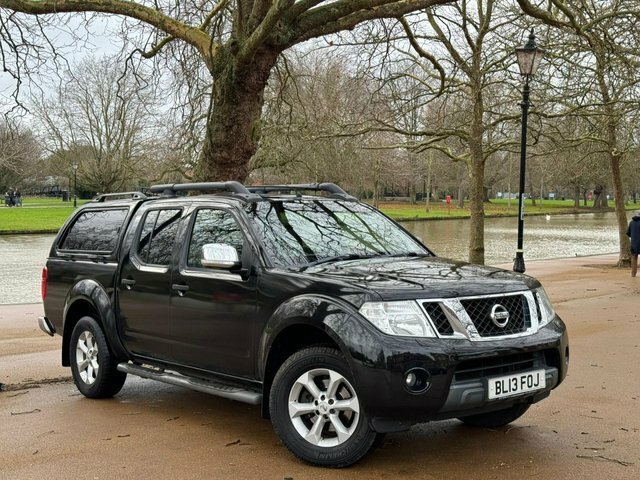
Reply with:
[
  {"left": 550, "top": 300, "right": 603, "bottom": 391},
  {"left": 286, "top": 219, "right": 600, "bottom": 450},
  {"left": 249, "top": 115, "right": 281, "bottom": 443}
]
[
  {"left": 460, "top": 294, "right": 530, "bottom": 337},
  {"left": 455, "top": 352, "right": 542, "bottom": 382},
  {"left": 422, "top": 302, "right": 454, "bottom": 335}
]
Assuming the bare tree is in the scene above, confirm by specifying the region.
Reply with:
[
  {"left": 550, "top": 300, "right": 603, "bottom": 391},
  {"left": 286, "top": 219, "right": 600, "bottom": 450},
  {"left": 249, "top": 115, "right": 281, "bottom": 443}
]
[
  {"left": 254, "top": 52, "right": 400, "bottom": 198},
  {"left": 518, "top": 0, "right": 640, "bottom": 266},
  {"left": 0, "top": 119, "right": 40, "bottom": 192},
  {"left": 0, "top": 0, "right": 457, "bottom": 183},
  {"left": 32, "top": 56, "right": 159, "bottom": 192},
  {"left": 357, "top": 1, "right": 522, "bottom": 264}
]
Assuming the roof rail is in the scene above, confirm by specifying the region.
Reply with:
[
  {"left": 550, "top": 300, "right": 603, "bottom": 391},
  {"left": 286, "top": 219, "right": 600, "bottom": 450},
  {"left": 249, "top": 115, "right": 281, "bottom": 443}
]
[
  {"left": 247, "top": 183, "right": 356, "bottom": 200},
  {"left": 92, "top": 192, "right": 148, "bottom": 203},
  {"left": 148, "top": 181, "right": 261, "bottom": 200}
]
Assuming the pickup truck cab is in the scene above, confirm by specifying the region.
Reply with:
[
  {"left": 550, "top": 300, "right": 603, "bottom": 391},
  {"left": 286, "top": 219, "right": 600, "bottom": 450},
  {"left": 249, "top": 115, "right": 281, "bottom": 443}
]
[{"left": 39, "top": 182, "right": 569, "bottom": 467}]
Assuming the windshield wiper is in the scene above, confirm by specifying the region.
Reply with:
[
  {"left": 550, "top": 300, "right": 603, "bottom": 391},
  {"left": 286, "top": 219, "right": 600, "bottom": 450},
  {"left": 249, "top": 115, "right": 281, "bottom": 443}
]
[{"left": 303, "top": 253, "right": 379, "bottom": 268}]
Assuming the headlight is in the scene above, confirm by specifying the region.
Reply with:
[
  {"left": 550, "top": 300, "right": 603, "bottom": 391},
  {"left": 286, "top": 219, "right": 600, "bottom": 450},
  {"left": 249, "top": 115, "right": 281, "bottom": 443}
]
[
  {"left": 535, "top": 288, "right": 555, "bottom": 327},
  {"left": 359, "top": 301, "right": 436, "bottom": 337}
]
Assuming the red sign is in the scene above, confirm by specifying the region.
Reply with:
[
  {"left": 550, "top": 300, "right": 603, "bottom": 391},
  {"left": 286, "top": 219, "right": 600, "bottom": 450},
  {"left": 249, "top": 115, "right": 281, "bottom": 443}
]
[{"left": 445, "top": 195, "right": 451, "bottom": 205}]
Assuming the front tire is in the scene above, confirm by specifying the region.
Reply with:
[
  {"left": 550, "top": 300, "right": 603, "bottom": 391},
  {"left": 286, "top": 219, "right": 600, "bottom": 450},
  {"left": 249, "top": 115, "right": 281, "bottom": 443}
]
[
  {"left": 70, "top": 316, "right": 126, "bottom": 398},
  {"left": 458, "top": 403, "right": 531, "bottom": 428},
  {"left": 269, "top": 346, "right": 380, "bottom": 467}
]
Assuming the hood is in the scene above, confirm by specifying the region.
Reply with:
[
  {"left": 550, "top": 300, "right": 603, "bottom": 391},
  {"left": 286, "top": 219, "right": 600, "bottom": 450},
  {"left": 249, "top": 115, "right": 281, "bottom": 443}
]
[{"left": 294, "top": 255, "right": 540, "bottom": 301}]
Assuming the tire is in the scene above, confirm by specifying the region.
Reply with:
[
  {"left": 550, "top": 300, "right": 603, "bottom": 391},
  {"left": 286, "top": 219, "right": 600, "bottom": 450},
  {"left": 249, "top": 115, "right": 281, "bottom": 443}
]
[
  {"left": 458, "top": 403, "right": 530, "bottom": 428},
  {"left": 69, "top": 316, "right": 127, "bottom": 399},
  {"left": 269, "top": 346, "right": 381, "bottom": 467}
]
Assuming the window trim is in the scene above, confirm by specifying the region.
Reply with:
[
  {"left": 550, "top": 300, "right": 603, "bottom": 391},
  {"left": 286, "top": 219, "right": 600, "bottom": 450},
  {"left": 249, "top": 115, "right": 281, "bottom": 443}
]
[
  {"left": 56, "top": 206, "right": 130, "bottom": 255},
  {"left": 131, "top": 206, "right": 184, "bottom": 268}
]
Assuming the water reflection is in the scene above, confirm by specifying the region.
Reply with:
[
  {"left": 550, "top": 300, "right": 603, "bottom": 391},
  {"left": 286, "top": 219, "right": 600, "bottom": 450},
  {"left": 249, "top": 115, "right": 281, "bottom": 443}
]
[
  {"left": 401, "top": 212, "right": 620, "bottom": 265},
  {"left": 0, "top": 234, "right": 54, "bottom": 305},
  {"left": 0, "top": 212, "right": 622, "bottom": 305}
]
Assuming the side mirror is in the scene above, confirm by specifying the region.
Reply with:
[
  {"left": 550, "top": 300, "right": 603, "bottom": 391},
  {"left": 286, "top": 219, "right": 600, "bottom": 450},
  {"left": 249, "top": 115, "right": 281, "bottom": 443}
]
[{"left": 201, "top": 243, "right": 241, "bottom": 269}]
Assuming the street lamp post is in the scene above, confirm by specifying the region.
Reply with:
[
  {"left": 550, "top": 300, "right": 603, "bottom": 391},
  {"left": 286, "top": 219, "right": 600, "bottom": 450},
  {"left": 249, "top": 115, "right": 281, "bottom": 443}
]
[
  {"left": 513, "top": 29, "right": 545, "bottom": 273},
  {"left": 72, "top": 161, "right": 79, "bottom": 208}
]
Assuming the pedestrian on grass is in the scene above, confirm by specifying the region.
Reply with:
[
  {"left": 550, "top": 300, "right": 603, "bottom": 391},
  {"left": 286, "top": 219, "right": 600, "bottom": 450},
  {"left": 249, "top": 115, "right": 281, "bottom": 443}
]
[
  {"left": 15, "top": 190, "right": 22, "bottom": 207},
  {"left": 627, "top": 210, "right": 640, "bottom": 278},
  {"left": 8, "top": 189, "right": 14, "bottom": 207}
]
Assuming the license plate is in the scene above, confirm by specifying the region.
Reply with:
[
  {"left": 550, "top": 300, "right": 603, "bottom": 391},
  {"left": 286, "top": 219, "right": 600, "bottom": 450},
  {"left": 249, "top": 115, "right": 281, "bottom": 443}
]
[{"left": 487, "top": 369, "right": 546, "bottom": 400}]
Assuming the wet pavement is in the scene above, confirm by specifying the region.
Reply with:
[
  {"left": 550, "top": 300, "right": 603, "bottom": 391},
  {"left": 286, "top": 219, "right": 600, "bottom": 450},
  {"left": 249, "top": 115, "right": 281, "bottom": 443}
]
[{"left": 1, "top": 255, "right": 638, "bottom": 479}]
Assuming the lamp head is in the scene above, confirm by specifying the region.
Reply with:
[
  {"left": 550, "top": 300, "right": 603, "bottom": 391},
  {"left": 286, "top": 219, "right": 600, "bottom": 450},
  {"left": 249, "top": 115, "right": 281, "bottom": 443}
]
[{"left": 515, "top": 29, "right": 546, "bottom": 77}]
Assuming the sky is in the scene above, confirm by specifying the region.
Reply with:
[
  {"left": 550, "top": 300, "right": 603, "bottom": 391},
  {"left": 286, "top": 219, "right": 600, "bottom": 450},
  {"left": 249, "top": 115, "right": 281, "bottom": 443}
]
[{"left": 0, "top": 14, "right": 121, "bottom": 118}]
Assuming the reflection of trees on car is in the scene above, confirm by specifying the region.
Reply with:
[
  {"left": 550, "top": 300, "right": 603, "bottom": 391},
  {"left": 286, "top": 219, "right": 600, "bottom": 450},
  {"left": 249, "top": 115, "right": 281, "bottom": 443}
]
[
  {"left": 249, "top": 201, "right": 426, "bottom": 266},
  {"left": 187, "top": 210, "right": 244, "bottom": 268},
  {"left": 136, "top": 209, "right": 181, "bottom": 265},
  {"left": 60, "top": 210, "right": 127, "bottom": 252}
]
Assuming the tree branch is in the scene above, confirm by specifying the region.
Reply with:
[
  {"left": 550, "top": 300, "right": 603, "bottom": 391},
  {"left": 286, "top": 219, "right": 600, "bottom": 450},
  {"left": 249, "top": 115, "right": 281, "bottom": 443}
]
[
  {"left": 398, "top": 16, "right": 446, "bottom": 96},
  {"left": 239, "top": 0, "right": 294, "bottom": 64},
  {"left": 288, "top": 0, "right": 455, "bottom": 46},
  {"left": 0, "top": 0, "right": 215, "bottom": 56}
]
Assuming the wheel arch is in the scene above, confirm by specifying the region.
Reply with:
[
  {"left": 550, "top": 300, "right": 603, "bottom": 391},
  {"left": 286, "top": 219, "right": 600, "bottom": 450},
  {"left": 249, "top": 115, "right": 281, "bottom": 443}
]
[
  {"left": 62, "top": 279, "right": 128, "bottom": 366},
  {"left": 258, "top": 295, "right": 362, "bottom": 418}
]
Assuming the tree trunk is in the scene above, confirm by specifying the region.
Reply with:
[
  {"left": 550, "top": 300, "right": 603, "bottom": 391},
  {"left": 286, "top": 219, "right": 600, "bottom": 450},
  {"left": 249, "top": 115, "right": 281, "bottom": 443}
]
[
  {"left": 574, "top": 184, "right": 580, "bottom": 209},
  {"left": 197, "top": 47, "right": 280, "bottom": 182},
  {"left": 466, "top": 67, "right": 485, "bottom": 265},
  {"left": 482, "top": 186, "right": 490, "bottom": 203},
  {"left": 595, "top": 49, "right": 630, "bottom": 266},
  {"left": 468, "top": 159, "right": 485, "bottom": 265},
  {"left": 593, "top": 185, "right": 607, "bottom": 209},
  {"left": 425, "top": 154, "right": 432, "bottom": 212},
  {"left": 609, "top": 151, "right": 631, "bottom": 266}
]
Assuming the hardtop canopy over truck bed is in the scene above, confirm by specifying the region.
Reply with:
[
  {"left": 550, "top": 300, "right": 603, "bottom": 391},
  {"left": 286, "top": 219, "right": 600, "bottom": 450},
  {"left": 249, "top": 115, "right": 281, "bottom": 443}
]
[{"left": 38, "top": 182, "right": 569, "bottom": 467}]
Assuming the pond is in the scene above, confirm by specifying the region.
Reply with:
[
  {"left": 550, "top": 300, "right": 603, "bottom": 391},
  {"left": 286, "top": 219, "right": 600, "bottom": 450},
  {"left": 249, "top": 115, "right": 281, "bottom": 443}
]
[
  {"left": 0, "top": 212, "right": 622, "bottom": 305},
  {"left": 400, "top": 212, "right": 620, "bottom": 266}
]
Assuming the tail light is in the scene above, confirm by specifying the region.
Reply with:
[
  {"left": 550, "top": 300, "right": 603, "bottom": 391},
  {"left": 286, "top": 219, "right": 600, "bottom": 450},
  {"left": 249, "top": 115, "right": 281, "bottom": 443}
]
[{"left": 41, "top": 266, "right": 48, "bottom": 301}]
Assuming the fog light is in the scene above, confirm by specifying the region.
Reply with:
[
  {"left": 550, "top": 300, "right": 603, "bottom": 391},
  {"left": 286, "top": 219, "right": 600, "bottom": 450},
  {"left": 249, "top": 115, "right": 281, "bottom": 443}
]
[{"left": 404, "top": 368, "right": 430, "bottom": 394}]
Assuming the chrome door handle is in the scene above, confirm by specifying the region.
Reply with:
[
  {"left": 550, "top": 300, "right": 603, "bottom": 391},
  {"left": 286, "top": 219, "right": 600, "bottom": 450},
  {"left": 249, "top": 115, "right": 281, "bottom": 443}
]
[
  {"left": 172, "top": 283, "right": 190, "bottom": 296},
  {"left": 121, "top": 278, "right": 136, "bottom": 290}
]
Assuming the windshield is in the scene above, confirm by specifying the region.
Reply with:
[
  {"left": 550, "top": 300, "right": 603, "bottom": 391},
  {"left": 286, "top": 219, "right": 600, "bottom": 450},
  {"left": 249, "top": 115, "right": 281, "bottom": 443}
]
[{"left": 248, "top": 200, "right": 429, "bottom": 267}]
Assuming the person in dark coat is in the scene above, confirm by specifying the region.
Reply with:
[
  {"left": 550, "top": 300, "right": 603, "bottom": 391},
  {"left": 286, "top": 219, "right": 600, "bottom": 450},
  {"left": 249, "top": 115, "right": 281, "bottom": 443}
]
[{"left": 627, "top": 211, "right": 640, "bottom": 277}]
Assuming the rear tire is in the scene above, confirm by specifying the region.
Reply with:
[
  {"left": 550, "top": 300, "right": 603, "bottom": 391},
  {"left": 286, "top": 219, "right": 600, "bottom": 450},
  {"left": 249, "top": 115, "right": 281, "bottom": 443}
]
[
  {"left": 458, "top": 403, "right": 530, "bottom": 428},
  {"left": 269, "top": 346, "right": 381, "bottom": 467},
  {"left": 70, "top": 316, "right": 126, "bottom": 398}
]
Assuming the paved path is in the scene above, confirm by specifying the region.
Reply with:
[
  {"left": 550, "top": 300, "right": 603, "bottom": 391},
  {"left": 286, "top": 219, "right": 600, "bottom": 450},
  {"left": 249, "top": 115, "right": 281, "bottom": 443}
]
[{"left": 1, "top": 255, "right": 639, "bottom": 479}]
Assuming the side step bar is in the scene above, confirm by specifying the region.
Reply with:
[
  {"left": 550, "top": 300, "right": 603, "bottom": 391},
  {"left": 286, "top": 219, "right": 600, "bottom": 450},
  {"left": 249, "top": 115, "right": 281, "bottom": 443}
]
[{"left": 117, "top": 363, "right": 262, "bottom": 405}]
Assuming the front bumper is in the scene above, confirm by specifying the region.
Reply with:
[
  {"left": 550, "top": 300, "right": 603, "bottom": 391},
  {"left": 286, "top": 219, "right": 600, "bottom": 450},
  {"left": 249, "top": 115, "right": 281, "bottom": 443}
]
[{"left": 334, "top": 314, "right": 569, "bottom": 433}]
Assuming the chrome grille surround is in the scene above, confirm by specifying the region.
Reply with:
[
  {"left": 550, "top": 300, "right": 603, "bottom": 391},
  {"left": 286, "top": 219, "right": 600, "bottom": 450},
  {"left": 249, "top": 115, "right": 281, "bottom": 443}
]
[{"left": 418, "top": 290, "right": 540, "bottom": 341}]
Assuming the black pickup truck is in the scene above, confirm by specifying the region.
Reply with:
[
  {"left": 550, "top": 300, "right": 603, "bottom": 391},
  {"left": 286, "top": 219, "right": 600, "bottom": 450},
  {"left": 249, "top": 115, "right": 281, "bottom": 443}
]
[{"left": 38, "top": 182, "right": 569, "bottom": 467}]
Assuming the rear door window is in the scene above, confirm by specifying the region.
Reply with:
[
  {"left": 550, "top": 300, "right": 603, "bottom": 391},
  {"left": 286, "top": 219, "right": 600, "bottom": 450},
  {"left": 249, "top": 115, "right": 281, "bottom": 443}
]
[
  {"left": 135, "top": 209, "right": 182, "bottom": 266},
  {"left": 60, "top": 209, "right": 128, "bottom": 252}
]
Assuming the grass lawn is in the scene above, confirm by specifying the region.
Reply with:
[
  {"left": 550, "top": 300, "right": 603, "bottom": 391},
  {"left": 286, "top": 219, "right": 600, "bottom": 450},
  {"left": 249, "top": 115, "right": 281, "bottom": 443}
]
[
  {"left": 1, "top": 196, "right": 639, "bottom": 233},
  {"left": 379, "top": 199, "right": 640, "bottom": 221},
  {"left": 0, "top": 206, "right": 75, "bottom": 232},
  {"left": 0, "top": 197, "right": 90, "bottom": 233}
]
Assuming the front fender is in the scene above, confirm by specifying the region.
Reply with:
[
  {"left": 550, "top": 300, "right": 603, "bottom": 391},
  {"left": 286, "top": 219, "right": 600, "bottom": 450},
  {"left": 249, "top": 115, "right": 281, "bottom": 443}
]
[
  {"left": 63, "top": 279, "right": 128, "bottom": 362},
  {"left": 257, "top": 294, "right": 382, "bottom": 379}
]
